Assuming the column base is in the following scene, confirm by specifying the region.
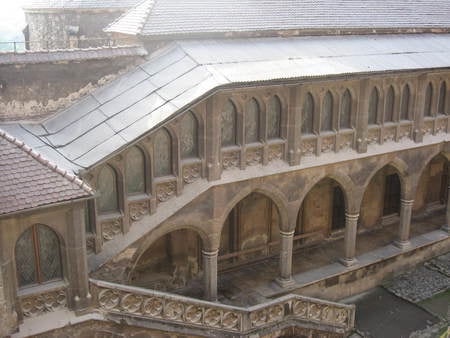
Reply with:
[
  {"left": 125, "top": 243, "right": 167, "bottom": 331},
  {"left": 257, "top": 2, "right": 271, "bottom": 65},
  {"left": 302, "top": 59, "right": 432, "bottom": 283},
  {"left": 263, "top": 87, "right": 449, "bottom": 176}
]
[
  {"left": 394, "top": 239, "right": 411, "bottom": 250},
  {"left": 339, "top": 257, "right": 358, "bottom": 267},
  {"left": 275, "top": 276, "right": 296, "bottom": 288},
  {"left": 441, "top": 224, "right": 450, "bottom": 233}
]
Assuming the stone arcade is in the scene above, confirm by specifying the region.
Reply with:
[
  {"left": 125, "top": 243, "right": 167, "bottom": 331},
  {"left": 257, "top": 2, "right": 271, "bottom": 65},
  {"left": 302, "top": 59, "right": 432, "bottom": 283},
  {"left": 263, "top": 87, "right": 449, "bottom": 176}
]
[{"left": 1, "top": 1, "right": 450, "bottom": 337}]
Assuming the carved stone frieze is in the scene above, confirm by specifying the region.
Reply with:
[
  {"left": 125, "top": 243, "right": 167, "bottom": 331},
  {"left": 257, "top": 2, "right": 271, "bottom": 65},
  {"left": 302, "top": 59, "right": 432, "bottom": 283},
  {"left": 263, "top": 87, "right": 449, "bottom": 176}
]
[
  {"left": 246, "top": 148, "right": 263, "bottom": 166},
  {"left": 102, "top": 218, "right": 122, "bottom": 242},
  {"left": 436, "top": 118, "right": 448, "bottom": 134},
  {"left": 338, "top": 133, "right": 353, "bottom": 151},
  {"left": 423, "top": 119, "right": 434, "bottom": 135},
  {"left": 268, "top": 144, "right": 284, "bottom": 162},
  {"left": 21, "top": 288, "right": 66, "bottom": 317},
  {"left": 156, "top": 181, "right": 176, "bottom": 202},
  {"left": 129, "top": 200, "right": 149, "bottom": 223},
  {"left": 301, "top": 139, "right": 316, "bottom": 156},
  {"left": 182, "top": 163, "right": 201, "bottom": 184},
  {"left": 367, "top": 128, "right": 379, "bottom": 145},
  {"left": 383, "top": 127, "right": 396, "bottom": 143},
  {"left": 399, "top": 125, "right": 412, "bottom": 140},
  {"left": 321, "top": 136, "right": 335, "bottom": 153},
  {"left": 95, "top": 286, "right": 242, "bottom": 332},
  {"left": 222, "top": 151, "right": 240, "bottom": 170}
]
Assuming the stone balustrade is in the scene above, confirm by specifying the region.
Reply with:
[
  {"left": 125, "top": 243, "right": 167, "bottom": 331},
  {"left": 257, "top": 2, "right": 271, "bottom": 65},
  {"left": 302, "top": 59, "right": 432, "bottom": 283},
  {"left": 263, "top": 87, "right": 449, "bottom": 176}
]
[{"left": 90, "top": 279, "right": 355, "bottom": 335}]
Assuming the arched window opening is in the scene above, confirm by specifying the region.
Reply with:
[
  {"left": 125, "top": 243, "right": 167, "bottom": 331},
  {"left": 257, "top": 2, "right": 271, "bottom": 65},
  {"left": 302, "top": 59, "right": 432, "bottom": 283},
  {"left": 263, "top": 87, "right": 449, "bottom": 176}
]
[
  {"left": 180, "top": 111, "right": 199, "bottom": 159},
  {"left": 424, "top": 83, "right": 433, "bottom": 117},
  {"left": 126, "top": 147, "right": 145, "bottom": 194},
  {"left": 130, "top": 229, "right": 202, "bottom": 291},
  {"left": 154, "top": 128, "right": 172, "bottom": 177},
  {"left": 384, "top": 86, "right": 395, "bottom": 123},
  {"left": 301, "top": 93, "right": 314, "bottom": 134},
  {"left": 297, "top": 179, "right": 346, "bottom": 242},
  {"left": 219, "top": 193, "right": 280, "bottom": 268},
  {"left": 383, "top": 174, "right": 401, "bottom": 216},
  {"left": 400, "top": 84, "right": 410, "bottom": 121},
  {"left": 368, "top": 88, "right": 379, "bottom": 125},
  {"left": 340, "top": 90, "right": 352, "bottom": 129},
  {"left": 245, "top": 98, "right": 260, "bottom": 144},
  {"left": 98, "top": 165, "right": 119, "bottom": 213},
  {"left": 321, "top": 91, "right": 333, "bottom": 132},
  {"left": 221, "top": 100, "right": 237, "bottom": 147},
  {"left": 438, "top": 82, "right": 447, "bottom": 115},
  {"left": 267, "top": 95, "right": 282, "bottom": 139},
  {"left": 16, "top": 225, "right": 62, "bottom": 288}
]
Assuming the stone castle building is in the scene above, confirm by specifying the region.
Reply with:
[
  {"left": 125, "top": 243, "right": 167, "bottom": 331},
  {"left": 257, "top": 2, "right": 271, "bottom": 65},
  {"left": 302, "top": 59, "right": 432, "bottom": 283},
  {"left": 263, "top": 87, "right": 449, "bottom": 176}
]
[{"left": 1, "top": 1, "right": 450, "bottom": 337}]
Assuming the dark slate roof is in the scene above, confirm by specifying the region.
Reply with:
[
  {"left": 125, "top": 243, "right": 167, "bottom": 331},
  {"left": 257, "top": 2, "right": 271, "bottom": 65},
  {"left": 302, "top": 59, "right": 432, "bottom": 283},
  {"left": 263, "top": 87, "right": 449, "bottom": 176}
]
[
  {"left": 3, "top": 33, "right": 450, "bottom": 173},
  {"left": 0, "top": 46, "right": 147, "bottom": 65},
  {"left": 106, "top": 0, "right": 450, "bottom": 37},
  {"left": 23, "top": 0, "right": 142, "bottom": 10},
  {"left": 0, "top": 130, "right": 93, "bottom": 216}
]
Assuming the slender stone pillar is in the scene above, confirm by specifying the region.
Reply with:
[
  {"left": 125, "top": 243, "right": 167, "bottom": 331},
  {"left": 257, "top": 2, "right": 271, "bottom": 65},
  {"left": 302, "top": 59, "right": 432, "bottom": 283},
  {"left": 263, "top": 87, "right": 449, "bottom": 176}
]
[
  {"left": 443, "top": 185, "right": 450, "bottom": 233},
  {"left": 394, "top": 199, "right": 414, "bottom": 250},
  {"left": 202, "top": 249, "right": 218, "bottom": 301},
  {"left": 275, "top": 230, "right": 295, "bottom": 288},
  {"left": 339, "top": 213, "right": 359, "bottom": 267}
]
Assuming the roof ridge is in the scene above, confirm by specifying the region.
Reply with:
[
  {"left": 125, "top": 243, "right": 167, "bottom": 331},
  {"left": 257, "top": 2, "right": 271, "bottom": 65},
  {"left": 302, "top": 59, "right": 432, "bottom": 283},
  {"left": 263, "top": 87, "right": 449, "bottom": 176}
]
[
  {"left": 0, "top": 129, "right": 93, "bottom": 195},
  {"left": 104, "top": 0, "right": 156, "bottom": 35}
]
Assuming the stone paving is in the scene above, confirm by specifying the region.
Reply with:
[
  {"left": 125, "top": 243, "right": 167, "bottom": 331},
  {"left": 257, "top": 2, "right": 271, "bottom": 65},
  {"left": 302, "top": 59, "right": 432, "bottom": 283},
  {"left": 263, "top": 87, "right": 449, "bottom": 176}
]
[{"left": 384, "top": 253, "right": 450, "bottom": 303}]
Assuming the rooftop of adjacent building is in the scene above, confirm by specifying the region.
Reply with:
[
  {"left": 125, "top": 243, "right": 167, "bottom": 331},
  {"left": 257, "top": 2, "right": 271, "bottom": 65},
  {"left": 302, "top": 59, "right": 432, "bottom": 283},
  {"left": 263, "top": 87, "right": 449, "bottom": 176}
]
[{"left": 22, "top": 0, "right": 142, "bottom": 11}]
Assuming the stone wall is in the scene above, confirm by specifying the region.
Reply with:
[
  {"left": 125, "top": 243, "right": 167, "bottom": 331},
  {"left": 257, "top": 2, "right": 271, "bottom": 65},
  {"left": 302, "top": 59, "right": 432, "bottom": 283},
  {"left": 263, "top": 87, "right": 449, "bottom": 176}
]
[
  {"left": 0, "top": 55, "right": 143, "bottom": 121},
  {"left": 25, "top": 10, "right": 126, "bottom": 50}
]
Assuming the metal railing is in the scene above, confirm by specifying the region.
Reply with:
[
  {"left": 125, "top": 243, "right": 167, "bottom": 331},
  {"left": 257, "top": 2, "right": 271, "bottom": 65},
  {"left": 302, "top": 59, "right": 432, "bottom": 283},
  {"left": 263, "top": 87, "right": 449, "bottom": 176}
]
[
  {"left": 90, "top": 279, "right": 355, "bottom": 335},
  {"left": 0, "top": 37, "right": 138, "bottom": 53}
]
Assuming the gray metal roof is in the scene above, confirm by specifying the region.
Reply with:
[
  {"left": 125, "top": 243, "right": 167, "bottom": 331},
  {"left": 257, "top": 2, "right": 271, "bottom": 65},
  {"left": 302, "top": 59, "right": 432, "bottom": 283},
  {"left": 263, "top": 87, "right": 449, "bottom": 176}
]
[
  {"left": 106, "top": 0, "right": 450, "bottom": 37},
  {"left": 23, "top": 0, "right": 142, "bottom": 10},
  {"left": 3, "top": 33, "right": 450, "bottom": 173}
]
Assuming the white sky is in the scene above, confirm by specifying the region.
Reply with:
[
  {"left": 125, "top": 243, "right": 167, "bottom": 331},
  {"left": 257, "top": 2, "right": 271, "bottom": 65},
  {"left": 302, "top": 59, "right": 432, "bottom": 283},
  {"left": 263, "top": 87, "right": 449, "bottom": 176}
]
[{"left": 0, "top": 0, "right": 27, "bottom": 41}]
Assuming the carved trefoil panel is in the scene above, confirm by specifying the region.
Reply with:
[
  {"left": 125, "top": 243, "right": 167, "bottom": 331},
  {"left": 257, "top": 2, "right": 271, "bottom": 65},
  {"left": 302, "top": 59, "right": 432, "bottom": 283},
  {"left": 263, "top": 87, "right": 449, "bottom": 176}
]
[
  {"left": 436, "top": 117, "right": 448, "bottom": 134},
  {"left": 383, "top": 126, "right": 396, "bottom": 143},
  {"left": 96, "top": 287, "right": 242, "bottom": 332},
  {"left": 320, "top": 135, "right": 336, "bottom": 153},
  {"left": 20, "top": 288, "right": 67, "bottom": 317},
  {"left": 268, "top": 144, "right": 284, "bottom": 162},
  {"left": 156, "top": 181, "right": 176, "bottom": 202},
  {"left": 182, "top": 163, "right": 201, "bottom": 184},
  {"left": 367, "top": 128, "right": 380, "bottom": 145},
  {"left": 301, "top": 138, "right": 316, "bottom": 156},
  {"left": 246, "top": 148, "right": 263, "bottom": 166},
  {"left": 291, "top": 300, "right": 352, "bottom": 328},
  {"left": 222, "top": 151, "right": 240, "bottom": 170},
  {"left": 423, "top": 119, "right": 434, "bottom": 135},
  {"left": 338, "top": 132, "right": 354, "bottom": 152},
  {"left": 102, "top": 218, "right": 122, "bottom": 242},
  {"left": 129, "top": 200, "right": 150, "bottom": 223},
  {"left": 399, "top": 124, "right": 412, "bottom": 140}
]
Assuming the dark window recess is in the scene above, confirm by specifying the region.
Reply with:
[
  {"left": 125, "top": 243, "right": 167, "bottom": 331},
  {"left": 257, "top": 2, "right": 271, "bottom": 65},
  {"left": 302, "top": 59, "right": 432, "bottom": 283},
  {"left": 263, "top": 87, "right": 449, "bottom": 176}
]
[
  {"left": 383, "top": 174, "right": 401, "bottom": 216},
  {"left": 15, "top": 225, "right": 63, "bottom": 288},
  {"left": 440, "top": 162, "right": 449, "bottom": 204},
  {"left": 332, "top": 187, "right": 346, "bottom": 230}
]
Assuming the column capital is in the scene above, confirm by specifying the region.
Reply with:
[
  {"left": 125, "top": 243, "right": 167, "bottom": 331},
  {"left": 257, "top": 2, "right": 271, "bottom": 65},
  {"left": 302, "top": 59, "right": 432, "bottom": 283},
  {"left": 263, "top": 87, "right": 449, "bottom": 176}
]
[
  {"left": 345, "top": 213, "right": 360, "bottom": 221},
  {"left": 201, "top": 249, "right": 219, "bottom": 257},
  {"left": 279, "top": 230, "right": 295, "bottom": 237},
  {"left": 400, "top": 199, "right": 414, "bottom": 206}
]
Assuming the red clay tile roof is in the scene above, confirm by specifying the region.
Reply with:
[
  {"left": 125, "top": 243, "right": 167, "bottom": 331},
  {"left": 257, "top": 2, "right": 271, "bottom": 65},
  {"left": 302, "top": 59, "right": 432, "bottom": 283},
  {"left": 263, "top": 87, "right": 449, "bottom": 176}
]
[{"left": 0, "top": 129, "right": 93, "bottom": 216}]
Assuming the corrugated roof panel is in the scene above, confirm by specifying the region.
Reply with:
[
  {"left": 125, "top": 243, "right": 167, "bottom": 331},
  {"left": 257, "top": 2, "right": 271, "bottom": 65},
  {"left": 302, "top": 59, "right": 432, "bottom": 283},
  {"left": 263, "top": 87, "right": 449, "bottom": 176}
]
[
  {"left": 149, "top": 56, "right": 198, "bottom": 88},
  {"left": 76, "top": 134, "right": 128, "bottom": 168}
]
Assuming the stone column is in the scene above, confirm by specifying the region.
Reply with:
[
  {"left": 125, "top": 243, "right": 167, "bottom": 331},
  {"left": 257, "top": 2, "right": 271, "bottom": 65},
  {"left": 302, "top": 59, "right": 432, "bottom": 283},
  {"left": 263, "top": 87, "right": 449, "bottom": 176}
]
[
  {"left": 443, "top": 185, "right": 450, "bottom": 233},
  {"left": 276, "top": 230, "right": 295, "bottom": 288},
  {"left": 0, "top": 263, "right": 17, "bottom": 337},
  {"left": 202, "top": 249, "right": 218, "bottom": 301},
  {"left": 394, "top": 199, "right": 414, "bottom": 250},
  {"left": 340, "top": 213, "right": 359, "bottom": 267},
  {"left": 66, "top": 201, "right": 92, "bottom": 312}
]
